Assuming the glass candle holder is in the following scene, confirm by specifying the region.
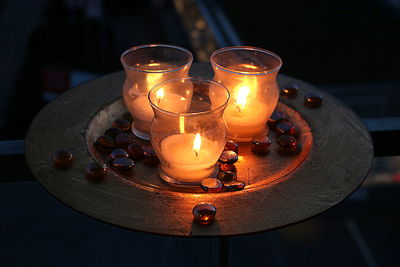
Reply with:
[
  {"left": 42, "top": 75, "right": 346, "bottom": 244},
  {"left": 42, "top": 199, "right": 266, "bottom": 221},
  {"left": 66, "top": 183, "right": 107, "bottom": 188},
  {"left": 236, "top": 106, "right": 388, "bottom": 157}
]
[
  {"left": 121, "top": 44, "right": 193, "bottom": 140},
  {"left": 149, "top": 77, "right": 230, "bottom": 185},
  {"left": 210, "top": 46, "right": 282, "bottom": 142}
]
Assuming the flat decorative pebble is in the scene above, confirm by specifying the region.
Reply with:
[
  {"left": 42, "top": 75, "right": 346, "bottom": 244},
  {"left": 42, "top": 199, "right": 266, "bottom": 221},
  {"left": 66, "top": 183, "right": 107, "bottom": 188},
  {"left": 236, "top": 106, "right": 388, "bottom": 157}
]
[
  {"left": 252, "top": 135, "right": 272, "bottom": 155},
  {"left": 104, "top": 127, "right": 123, "bottom": 139},
  {"left": 280, "top": 85, "right": 298, "bottom": 98},
  {"left": 224, "top": 140, "right": 239, "bottom": 153},
  {"left": 127, "top": 143, "right": 145, "bottom": 160},
  {"left": 96, "top": 135, "right": 115, "bottom": 150},
  {"left": 277, "top": 134, "right": 297, "bottom": 148},
  {"left": 111, "top": 157, "right": 134, "bottom": 170},
  {"left": 51, "top": 150, "right": 73, "bottom": 168},
  {"left": 268, "top": 111, "right": 286, "bottom": 131},
  {"left": 219, "top": 150, "right": 238, "bottom": 164},
  {"left": 218, "top": 163, "right": 237, "bottom": 173},
  {"left": 112, "top": 119, "right": 131, "bottom": 131},
  {"left": 217, "top": 170, "right": 237, "bottom": 182},
  {"left": 223, "top": 180, "right": 245, "bottom": 191},
  {"left": 304, "top": 93, "right": 323, "bottom": 108},
  {"left": 276, "top": 121, "right": 298, "bottom": 136},
  {"left": 115, "top": 133, "right": 135, "bottom": 147},
  {"left": 85, "top": 162, "right": 107, "bottom": 181},
  {"left": 192, "top": 203, "right": 217, "bottom": 224},
  {"left": 110, "top": 148, "right": 129, "bottom": 160},
  {"left": 143, "top": 148, "right": 160, "bottom": 166},
  {"left": 200, "top": 178, "right": 224, "bottom": 193}
]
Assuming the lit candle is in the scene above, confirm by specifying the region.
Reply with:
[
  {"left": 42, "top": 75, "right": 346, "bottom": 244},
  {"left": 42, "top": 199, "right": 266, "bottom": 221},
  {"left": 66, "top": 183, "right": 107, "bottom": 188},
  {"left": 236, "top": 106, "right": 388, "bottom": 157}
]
[
  {"left": 160, "top": 133, "right": 220, "bottom": 182},
  {"left": 223, "top": 83, "right": 268, "bottom": 141}
]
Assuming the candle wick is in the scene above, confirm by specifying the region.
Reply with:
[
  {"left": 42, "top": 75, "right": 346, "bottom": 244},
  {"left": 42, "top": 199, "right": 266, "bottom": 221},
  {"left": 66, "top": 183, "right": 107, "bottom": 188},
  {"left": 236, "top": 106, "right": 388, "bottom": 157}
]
[
  {"left": 194, "top": 150, "right": 198, "bottom": 158},
  {"left": 236, "top": 105, "right": 242, "bottom": 113}
]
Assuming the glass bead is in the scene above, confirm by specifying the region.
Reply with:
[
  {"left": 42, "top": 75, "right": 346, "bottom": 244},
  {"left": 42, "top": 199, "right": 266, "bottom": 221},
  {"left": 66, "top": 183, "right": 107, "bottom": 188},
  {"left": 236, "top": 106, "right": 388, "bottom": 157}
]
[
  {"left": 96, "top": 135, "right": 115, "bottom": 151},
  {"left": 104, "top": 127, "right": 123, "bottom": 139},
  {"left": 127, "top": 143, "right": 145, "bottom": 160},
  {"left": 51, "top": 150, "right": 73, "bottom": 168},
  {"left": 200, "top": 178, "right": 224, "bottom": 193},
  {"left": 218, "top": 163, "right": 237, "bottom": 173},
  {"left": 192, "top": 203, "right": 217, "bottom": 224},
  {"left": 268, "top": 111, "right": 286, "bottom": 131},
  {"left": 143, "top": 148, "right": 160, "bottom": 166},
  {"left": 217, "top": 170, "right": 237, "bottom": 182},
  {"left": 111, "top": 157, "right": 134, "bottom": 170},
  {"left": 280, "top": 85, "right": 298, "bottom": 98},
  {"left": 304, "top": 93, "right": 323, "bottom": 108},
  {"left": 252, "top": 135, "right": 272, "bottom": 155},
  {"left": 85, "top": 162, "right": 107, "bottom": 181},
  {"left": 115, "top": 133, "right": 135, "bottom": 147},
  {"left": 110, "top": 148, "right": 129, "bottom": 160},
  {"left": 219, "top": 150, "right": 238, "bottom": 164},
  {"left": 224, "top": 140, "right": 239, "bottom": 153},
  {"left": 276, "top": 134, "right": 297, "bottom": 148},
  {"left": 276, "top": 121, "right": 298, "bottom": 136},
  {"left": 223, "top": 180, "right": 245, "bottom": 191},
  {"left": 112, "top": 119, "right": 131, "bottom": 132}
]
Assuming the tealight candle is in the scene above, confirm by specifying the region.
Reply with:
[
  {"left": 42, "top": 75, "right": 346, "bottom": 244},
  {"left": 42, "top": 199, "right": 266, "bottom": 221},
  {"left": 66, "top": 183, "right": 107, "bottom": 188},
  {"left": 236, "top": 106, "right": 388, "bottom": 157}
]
[
  {"left": 149, "top": 77, "right": 230, "bottom": 185},
  {"left": 121, "top": 44, "right": 193, "bottom": 140},
  {"left": 211, "top": 46, "right": 282, "bottom": 142}
]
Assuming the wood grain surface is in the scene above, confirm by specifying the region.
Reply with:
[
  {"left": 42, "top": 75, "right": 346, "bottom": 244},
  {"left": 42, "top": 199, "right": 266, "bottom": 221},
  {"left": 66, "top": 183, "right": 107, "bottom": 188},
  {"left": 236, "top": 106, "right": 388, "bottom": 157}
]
[{"left": 25, "top": 63, "right": 373, "bottom": 237}]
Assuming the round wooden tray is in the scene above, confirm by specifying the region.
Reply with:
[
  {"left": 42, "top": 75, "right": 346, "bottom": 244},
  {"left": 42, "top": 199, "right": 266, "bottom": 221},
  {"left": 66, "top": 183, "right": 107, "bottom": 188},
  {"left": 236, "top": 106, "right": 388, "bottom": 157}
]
[{"left": 25, "top": 63, "right": 373, "bottom": 237}]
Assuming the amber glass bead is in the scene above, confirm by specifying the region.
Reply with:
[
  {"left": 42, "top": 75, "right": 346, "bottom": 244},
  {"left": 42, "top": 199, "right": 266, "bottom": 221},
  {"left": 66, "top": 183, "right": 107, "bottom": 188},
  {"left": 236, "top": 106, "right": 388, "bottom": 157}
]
[
  {"left": 143, "top": 148, "right": 160, "bottom": 166},
  {"left": 192, "top": 203, "right": 217, "bottom": 224},
  {"left": 267, "top": 111, "right": 286, "bottom": 131},
  {"left": 252, "top": 135, "right": 272, "bottom": 155},
  {"left": 217, "top": 170, "right": 237, "bottom": 182},
  {"left": 85, "top": 162, "right": 107, "bottom": 181},
  {"left": 104, "top": 127, "right": 123, "bottom": 139},
  {"left": 218, "top": 163, "right": 237, "bottom": 173},
  {"left": 277, "top": 134, "right": 297, "bottom": 148},
  {"left": 276, "top": 121, "right": 298, "bottom": 136},
  {"left": 110, "top": 148, "right": 129, "bottom": 160},
  {"left": 52, "top": 150, "right": 73, "bottom": 168},
  {"left": 127, "top": 143, "right": 145, "bottom": 160},
  {"left": 96, "top": 135, "right": 114, "bottom": 151},
  {"left": 219, "top": 150, "right": 238, "bottom": 164},
  {"left": 200, "top": 178, "right": 224, "bottom": 193},
  {"left": 115, "top": 133, "right": 135, "bottom": 147},
  {"left": 280, "top": 85, "right": 298, "bottom": 98},
  {"left": 223, "top": 180, "right": 245, "bottom": 191},
  {"left": 224, "top": 140, "right": 239, "bottom": 154},
  {"left": 304, "top": 93, "right": 323, "bottom": 108},
  {"left": 112, "top": 119, "right": 131, "bottom": 132},
  {"left": 111, "top": 157, "right": 134, "bottom": 170}
]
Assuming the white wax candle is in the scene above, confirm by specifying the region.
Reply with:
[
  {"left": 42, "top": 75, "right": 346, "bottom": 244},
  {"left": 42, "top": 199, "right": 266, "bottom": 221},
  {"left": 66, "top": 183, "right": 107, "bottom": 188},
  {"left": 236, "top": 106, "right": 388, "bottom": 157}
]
[
  {"left": 160, "top": 133, "right": 220, "bottom": 182},
  {"left": 224, "top": 98, "right": 268, "bottom": 140}
]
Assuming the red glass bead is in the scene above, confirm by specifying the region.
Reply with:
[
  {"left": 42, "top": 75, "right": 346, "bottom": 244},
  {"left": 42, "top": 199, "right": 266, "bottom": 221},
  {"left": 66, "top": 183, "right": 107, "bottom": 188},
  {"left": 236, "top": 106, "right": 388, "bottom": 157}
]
[
  {"left": 192, "top": 203, "right": 217, "bottom": 224},
  {"left": 223, "top": 180, "right": 245, "bottom": 191},
  {"left": 304, "top": 93, "right": 323, "bottom": 108},
  {"left": 224, "top": 140, "right": 239, "bottom": 154},
  {"left": 110, "top": 148, "right": 129, "bottom": 160},
  {"left": 85, "top": 162, "right": 107, "bottom": 181},
  {"left": 104, "top": 127, "right": 123, "bottom": 139},
  {"left": 252, "top": 135, "right": 272, "bottom": 155},
  {"left": 276, "top": 121, "right": 298, "bottom": 136},
  {"left": 127, "top": 143, "right": 145, "bottom": 160},
  {"left": 268, "top": 111, "right": 286, "bottom": 131},
  {"left": 112, "top": 119, "right": 131, "bottom": 132},
  {"left": 200, "top": 178, "right": 224, "bottom": 193},
  {"left": 280, "top": 85, "right": 298, "bottom": 98},
  {"left": 96, "top": 135, "right": 115, "bottom": 151},
  {"left": 276, "top": 135, "right": 297, "bottom": 148},
  {"left": 51, "top": 150, "right": 73, "bottom": 168},
  {"left": 115, "top": 133, "right": 135, "bottom": 147},
  {"left": 218, "top": 163, "right": 237, "bottom": 173},
  {"left": 111, "top": 157, "right": 134, "bottom": 170},
  {"left": 217, "top": 170, "right": 237, "bottom": 182},
  {"left": 143, "top": 148, "right": 160, "bottom": 166},
  {"left": 219, "top": 150, "right": 238, "bottom": 164}
]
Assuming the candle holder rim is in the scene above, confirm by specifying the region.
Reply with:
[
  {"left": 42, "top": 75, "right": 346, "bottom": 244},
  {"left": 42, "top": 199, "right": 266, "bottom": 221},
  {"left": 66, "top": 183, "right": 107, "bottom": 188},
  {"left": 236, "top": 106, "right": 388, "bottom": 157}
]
[
  {"left": 120, "top": 43, "right": 193, "bottom": 74},
  {"left": 210, "top": 46, "right": 282, "bottom": 76},
  {"left": 148, "top": 76, "right": 230, "bottom": 117}
]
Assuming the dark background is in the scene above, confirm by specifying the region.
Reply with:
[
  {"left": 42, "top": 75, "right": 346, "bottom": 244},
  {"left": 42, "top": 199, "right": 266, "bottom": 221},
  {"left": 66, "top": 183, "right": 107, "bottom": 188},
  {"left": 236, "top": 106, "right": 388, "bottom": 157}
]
[{"left": 0, "top": 0, "right": 399, "bottom": 266}]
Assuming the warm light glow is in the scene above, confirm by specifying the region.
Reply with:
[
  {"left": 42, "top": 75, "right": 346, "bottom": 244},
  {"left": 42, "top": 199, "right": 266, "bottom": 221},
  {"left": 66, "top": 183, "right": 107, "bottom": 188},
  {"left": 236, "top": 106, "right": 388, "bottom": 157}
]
[
  {"left": 242, "top": 64, "right": 258, "bottom": 70},
  {"left": 156, "top": 88, "right": 164, "bottom": 99},
  {"left": 236, "top": 85, "right": 250, "bottom": 111},
  {"left": 193, "top": 132, "right": 201, "bottom": 157},
  {"left": 179, "top": 116, "right": 185, "bottom": 134},
  {"left": 148, "top": 63, "right": 161, "bottom": 67},
  {"left": 146, "top": 73, "right": 163, "bottom": 91}
]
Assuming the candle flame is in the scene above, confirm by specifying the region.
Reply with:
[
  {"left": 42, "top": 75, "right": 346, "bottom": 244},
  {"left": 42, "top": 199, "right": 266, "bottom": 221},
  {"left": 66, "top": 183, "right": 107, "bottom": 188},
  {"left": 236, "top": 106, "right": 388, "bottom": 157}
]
[
  {"left": 179, "top": 116, "right": 185, "bottom": 133},
  {"left": 156, "top": 88, "right": 164, "bottom": 104},
  {"left": 193, "top": 133, "right": 201, "bottom": 157},
  {"left": 236, "top": 85, "right": 250, "bottom": 111}
]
